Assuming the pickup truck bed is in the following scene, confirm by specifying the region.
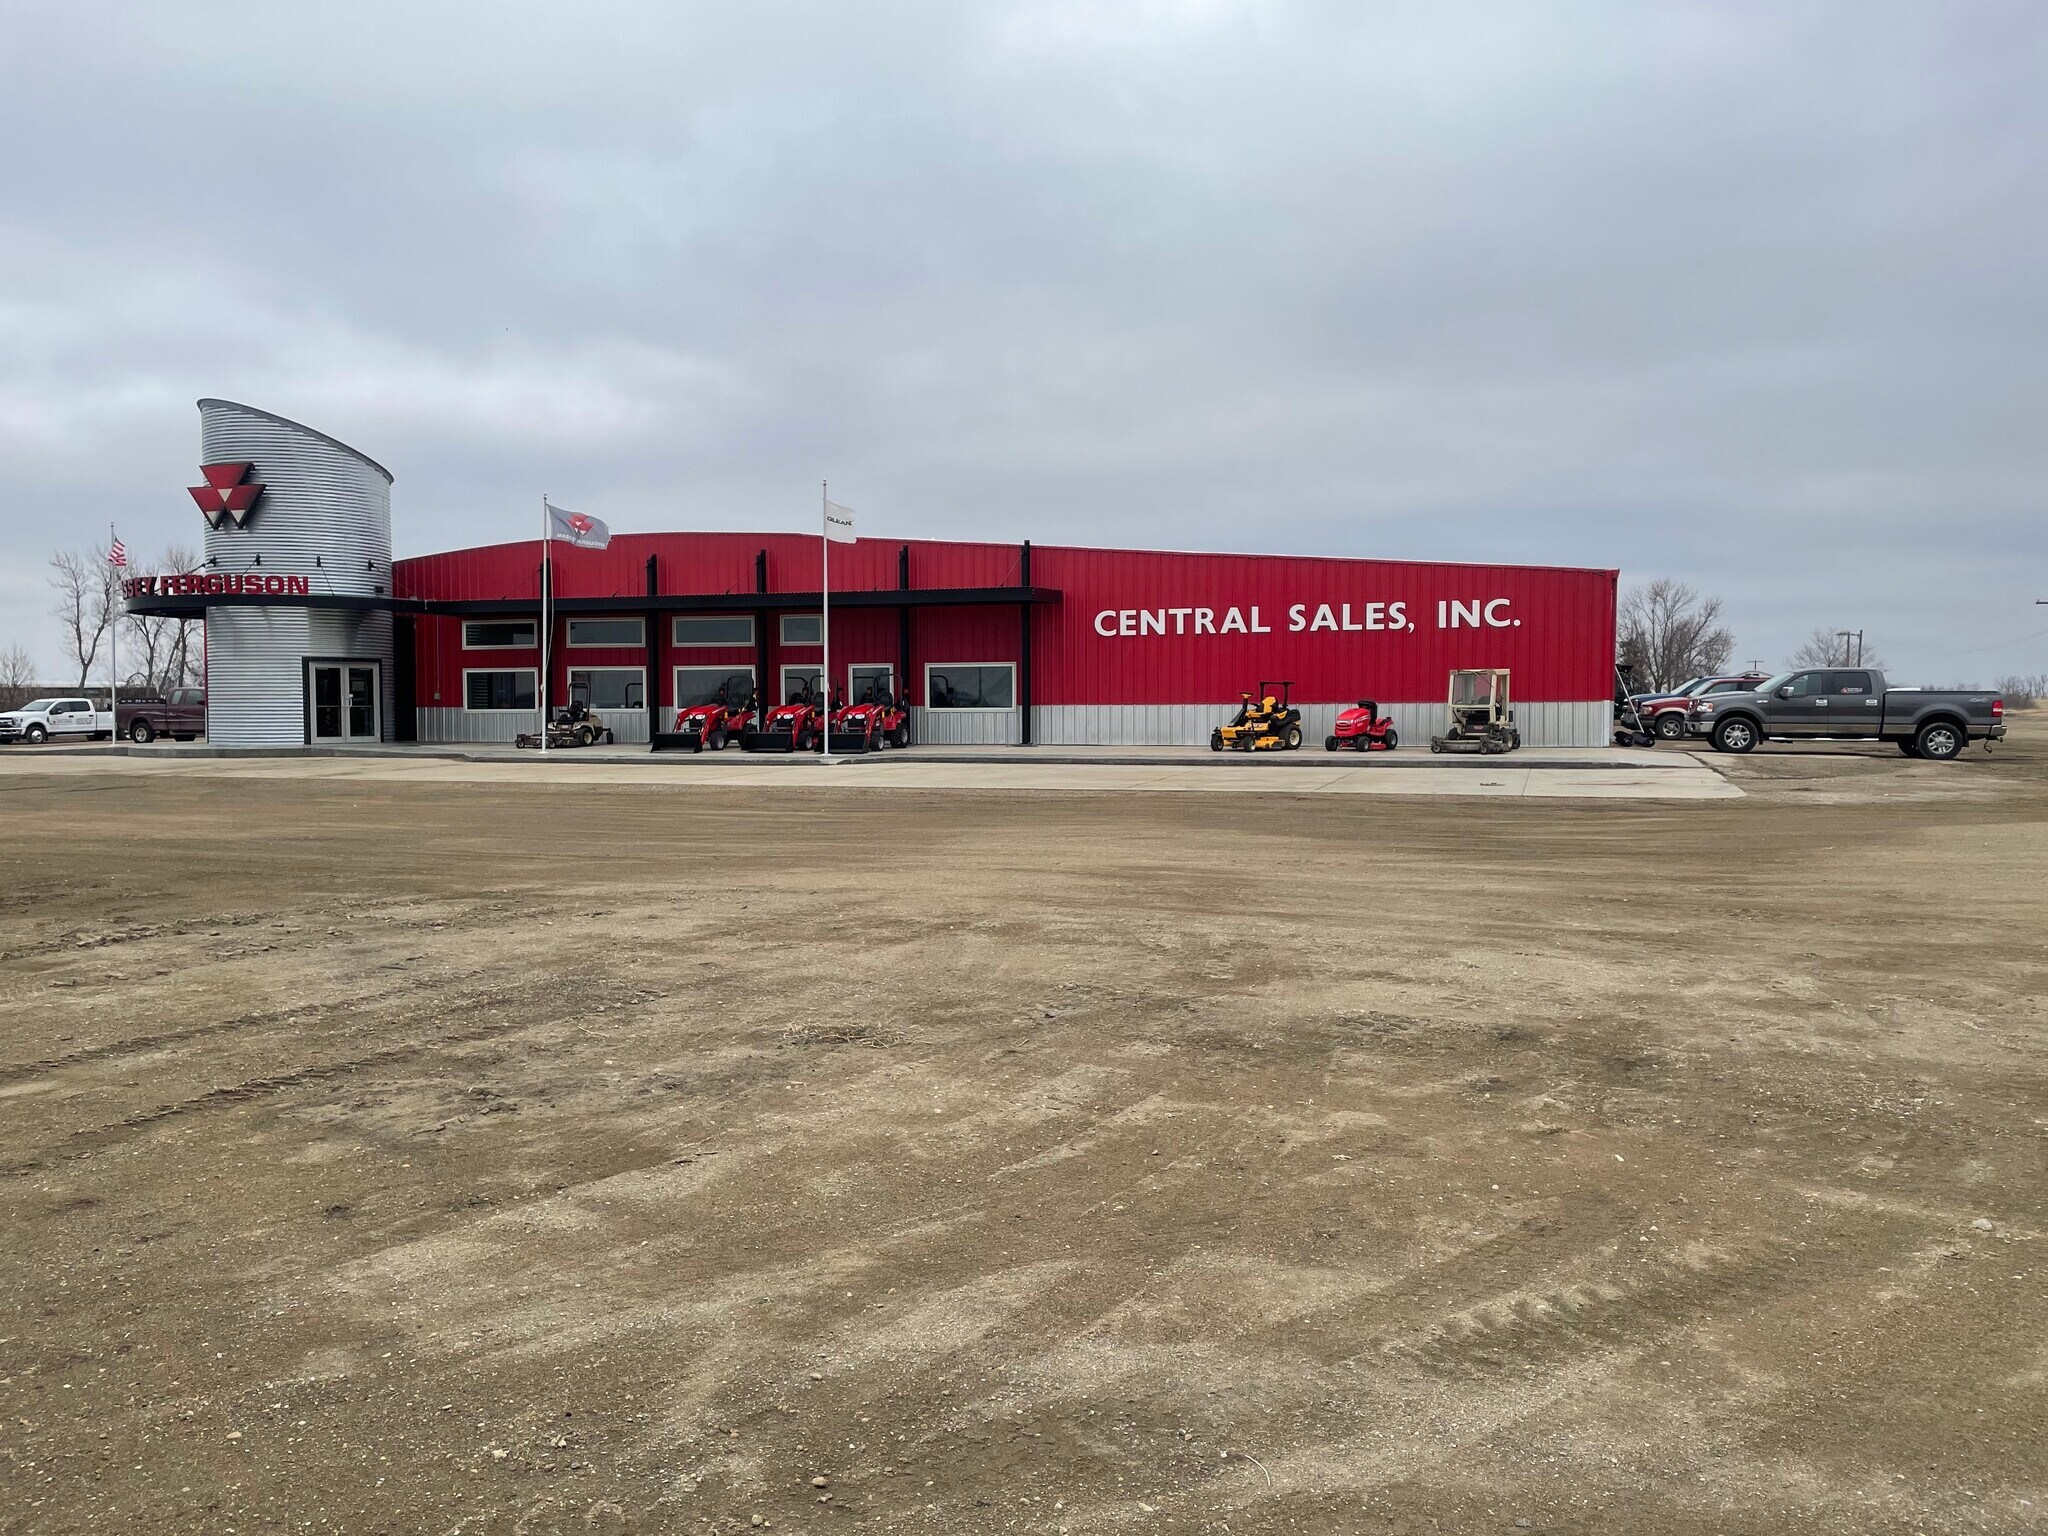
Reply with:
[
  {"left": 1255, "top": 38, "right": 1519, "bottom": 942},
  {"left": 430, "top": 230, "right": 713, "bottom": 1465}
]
[{"left": 1689, "top": 669, "right": 2004, "bottom": 759}]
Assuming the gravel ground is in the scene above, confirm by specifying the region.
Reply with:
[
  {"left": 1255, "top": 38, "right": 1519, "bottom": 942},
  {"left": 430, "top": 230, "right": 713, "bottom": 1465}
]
[{"left": 1, "top": 720, "right": 2043, "bottom": 1534}]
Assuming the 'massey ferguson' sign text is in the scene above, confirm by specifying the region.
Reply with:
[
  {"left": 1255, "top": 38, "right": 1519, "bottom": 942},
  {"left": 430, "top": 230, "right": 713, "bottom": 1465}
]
[
  {"left": 124, "top": 573, "right": 313, "bottom": 598},
  {"left": 1092, "top": 598, "right": 1519, "bottom": 638}
]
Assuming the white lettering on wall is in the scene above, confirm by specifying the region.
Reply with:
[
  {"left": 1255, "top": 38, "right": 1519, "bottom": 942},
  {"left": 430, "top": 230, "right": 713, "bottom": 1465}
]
[{"left": 1090, "top": 596, "right": 1497, "bottom": 639}]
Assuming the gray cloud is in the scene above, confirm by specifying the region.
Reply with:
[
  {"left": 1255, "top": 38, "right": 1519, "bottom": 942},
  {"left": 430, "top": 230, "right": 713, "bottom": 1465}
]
[{"left": 3, "top": 0, "right": 2044, "bottom": 683}]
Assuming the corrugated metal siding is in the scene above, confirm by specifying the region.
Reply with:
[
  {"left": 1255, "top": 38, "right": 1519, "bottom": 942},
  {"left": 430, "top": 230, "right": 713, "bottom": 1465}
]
[
  {"left": 910, "top": 707, "right": 1020, "bottom": 745},
  {"left": 199, "top": 399, "right": 393, "bottom": 745},
  {"left": 1033, "top": 699, "right": 1610, "bottom": 748}
]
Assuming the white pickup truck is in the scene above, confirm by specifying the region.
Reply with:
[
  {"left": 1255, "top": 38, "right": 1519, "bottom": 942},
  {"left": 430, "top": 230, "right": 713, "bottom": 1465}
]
[{"left": 0, "top": 697, "right": 115, "bottom": 744}]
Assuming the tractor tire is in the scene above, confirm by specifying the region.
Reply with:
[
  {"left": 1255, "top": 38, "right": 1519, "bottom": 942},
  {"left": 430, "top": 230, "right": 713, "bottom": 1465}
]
[
  {"left": 24, "top": 724, "right": 46, "bottom": 745},
  {"left": 1711, "top": 716, "right": 1758, "bottom": 754},
  {"left": 796, "top": 728, "right": 815, "bottom": 752},
  {"left": 1325, "top": 735, "right": 1338, "bottom": 752},
  {"left": 890, "top": 724, "right": 910, "bottom": 749},
  {"left": 710, "top": 728, "right": 727, "bottom": 751},
  {"left": 1429, "top": 739, "right": 1443, "bottom": 755},
  {"left": 1914, "top": 720, "right": 1964, "bottom": 761},
  {"left": 576, "top": 725, "right": 598, "bottom": 747},
  {"left": 1654, "top": 712, "right": 1687, "bottom": 740},
  {"left": 1383, "top": 729, "right": 1398, "bottom": 751},
  {"left": 689, "top": 734, "right": 704, "bottom": 753},
  {"left": 1210, "top": 730, "right": 1224, "bottom": 752},
  {"left": 128, "top": 718, "right": 156, "bottom": 744},
  {"left": 1284, "top": 725, "right": 1303, "bottom": 750}
]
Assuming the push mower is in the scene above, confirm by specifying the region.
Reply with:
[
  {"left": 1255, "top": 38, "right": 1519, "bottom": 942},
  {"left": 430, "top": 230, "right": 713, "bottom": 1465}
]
[
  {"left": 1326, "top": 699, "right": 1398, "bottom": 752},
  {"left": 1427, "top": 669, "right": 1521, "bottom": 755},
  {"left": 740, "top": 679, "right": 828, "bottom": 753},
  {"left": 662, "top": 674, "right": 758, "bottom": 752},
  {"left": 827, "top": 680, "right": 911, "bottom": 754},
  {"left": 1211, "top": 681, "right": 1305, "bottom": 752},
  {"left": 516, "top": 700, "right": 615, "bottom": 749},
  {"left": 1611, "top": 665, "right": 1657, "bottom": 748}
]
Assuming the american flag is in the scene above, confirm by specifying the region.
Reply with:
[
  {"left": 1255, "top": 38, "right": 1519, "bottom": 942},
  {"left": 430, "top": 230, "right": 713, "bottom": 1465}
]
[{"left": 108, "top": 537, "right": 128, "bottom": 568}]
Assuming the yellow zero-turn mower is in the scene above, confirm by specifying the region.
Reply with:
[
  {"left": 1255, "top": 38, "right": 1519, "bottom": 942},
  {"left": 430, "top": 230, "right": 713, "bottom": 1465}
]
[{"left": 1210, "top": 680, "right": 1305, "bottom": 752}]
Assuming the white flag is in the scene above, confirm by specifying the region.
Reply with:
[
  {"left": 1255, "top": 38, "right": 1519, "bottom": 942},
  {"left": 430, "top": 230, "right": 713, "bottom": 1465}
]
[
  {"left": 547, "top": 501, "right": 611, "bottom": 549},
  {"left": 824, "top": 499, "right": 856, "bottom": 544}
]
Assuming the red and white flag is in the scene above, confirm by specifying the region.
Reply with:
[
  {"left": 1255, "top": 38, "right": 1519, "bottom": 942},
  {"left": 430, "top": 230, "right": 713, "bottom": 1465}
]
[
  {"left": 546, "top": 501, "right": 611, "bottom": 550},
  {"left": 108, "top": 536, "right": 128, "bottom": 568}
]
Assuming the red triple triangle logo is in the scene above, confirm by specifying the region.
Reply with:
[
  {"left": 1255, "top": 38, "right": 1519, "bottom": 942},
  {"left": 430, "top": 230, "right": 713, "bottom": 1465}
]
[{"left": 190, "top": 462, "right": 264, "bottom": 528}]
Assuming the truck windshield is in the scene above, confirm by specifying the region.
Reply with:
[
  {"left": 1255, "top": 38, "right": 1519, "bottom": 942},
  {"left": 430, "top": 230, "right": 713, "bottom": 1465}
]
[
  {"left": 19, "top": 699, "right": 58, "bottom": 712},
  {"left": 1754, "top": 673, "right": 1794, "bottom": 694}
]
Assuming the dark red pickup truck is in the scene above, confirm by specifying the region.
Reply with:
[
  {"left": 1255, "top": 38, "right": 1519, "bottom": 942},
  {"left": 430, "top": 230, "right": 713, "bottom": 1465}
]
[{"left": 117, "top": 687, "right": 205, "bottom": 743}]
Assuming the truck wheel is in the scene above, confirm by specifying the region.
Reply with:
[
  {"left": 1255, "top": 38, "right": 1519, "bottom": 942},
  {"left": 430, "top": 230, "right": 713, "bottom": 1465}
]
[
  {"left": 128, "top": 719, "right": 156, "bottom": 744},
  {"left": 1654, "top": 713, "right": 1686, "bottom": 740},
  {"left": 1711, "top": 717, "right": 1757, "bottom": 754},
  {"left": 24, "top": 724, "right": 46, "bottom": 745},
  {"left": 1914, "top": 721, "right": 1963, "bottom": 761}
]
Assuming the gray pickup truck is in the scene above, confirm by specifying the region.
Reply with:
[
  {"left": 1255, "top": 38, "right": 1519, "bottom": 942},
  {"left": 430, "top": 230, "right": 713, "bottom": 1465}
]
[{"left": 1688, "top": 669, "right": 2005, "bottom": 759}]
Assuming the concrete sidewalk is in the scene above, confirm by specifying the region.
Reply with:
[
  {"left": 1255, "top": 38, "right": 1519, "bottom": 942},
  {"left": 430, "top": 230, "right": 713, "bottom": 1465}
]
[{"left": 2, "top": 745, "right": 1740, "bottom": 800}]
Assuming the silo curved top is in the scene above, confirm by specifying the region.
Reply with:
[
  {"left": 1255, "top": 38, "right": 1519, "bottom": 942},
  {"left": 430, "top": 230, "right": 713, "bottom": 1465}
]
[{"left": 196, "top": 398, "right": 393, "bottom": 597}]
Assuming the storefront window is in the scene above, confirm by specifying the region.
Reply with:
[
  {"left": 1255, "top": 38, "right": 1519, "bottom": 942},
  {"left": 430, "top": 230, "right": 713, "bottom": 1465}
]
[
  {"left": 674, "top": 616, "right": 754, "bottom": 647},
  {"left": 675, "top": 666, "right": 756, "bottom": 708},
  {"left": 463, "top": 620, "right": 537, "bottom": 649},
  {"left": 781, "top": 614, "right": 822, "bottom": 645},
  {"left": 568, "top": 668, "right": 644, "bottom": 710},
  {"left": 465, "top": 669, "right": 537, "bottom": 710},
  {"left": 925, "top": 665, "right": 1014, "bottom": 709},
  {"left": 567, "top": 617, "right": 644, "bottom": 647}
]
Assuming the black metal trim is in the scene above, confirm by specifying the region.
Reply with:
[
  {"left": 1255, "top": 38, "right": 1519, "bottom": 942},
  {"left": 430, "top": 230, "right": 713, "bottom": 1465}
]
[
  {"left": 123, "top": 591, "right": 428, "bottom": 618},
  {"left": 1019, "top": 541, "right": 1034, "bottom": 746}
]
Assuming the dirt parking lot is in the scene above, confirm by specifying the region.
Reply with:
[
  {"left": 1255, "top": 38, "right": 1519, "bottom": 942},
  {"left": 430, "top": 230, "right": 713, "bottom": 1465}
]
[{"left": 2, "top": 725, "right": 2044, "bottom": 1535}]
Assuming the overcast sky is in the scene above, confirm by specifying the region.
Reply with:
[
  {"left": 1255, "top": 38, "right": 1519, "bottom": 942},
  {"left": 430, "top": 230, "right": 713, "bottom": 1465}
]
[{"left": 3, "top": 1, "right": 2043, "bottom": 684}]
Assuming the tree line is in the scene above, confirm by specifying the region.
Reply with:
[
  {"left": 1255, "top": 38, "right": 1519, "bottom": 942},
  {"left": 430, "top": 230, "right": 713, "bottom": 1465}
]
[{"left": 3, "top": 541, "right": 207, "bottom": 706}]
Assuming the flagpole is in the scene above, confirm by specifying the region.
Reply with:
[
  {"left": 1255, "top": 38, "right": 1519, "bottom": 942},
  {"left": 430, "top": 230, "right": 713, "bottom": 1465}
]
[
  {"left": 108, "top": 523, "right": 119, "bottom": 744},
  {"left": 539, "top": 495, "right": 550, "bottom": 754},
  {"left": 820, "top": 480, "right": 831, "bottom": 762}
]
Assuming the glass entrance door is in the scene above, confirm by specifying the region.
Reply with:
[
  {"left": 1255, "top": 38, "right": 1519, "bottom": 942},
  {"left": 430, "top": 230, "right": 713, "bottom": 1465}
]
[{"left": 310, "top": 663, "right": 379, "bottom": 742}]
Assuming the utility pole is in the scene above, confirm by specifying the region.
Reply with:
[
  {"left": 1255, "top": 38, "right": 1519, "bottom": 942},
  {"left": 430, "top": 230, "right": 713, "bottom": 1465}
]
[{"left": 1836, "top": 629, "right": 1864, "bottom": 666}]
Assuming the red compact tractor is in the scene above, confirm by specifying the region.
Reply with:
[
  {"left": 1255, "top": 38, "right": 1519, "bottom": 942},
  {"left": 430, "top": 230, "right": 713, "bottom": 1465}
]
[
  {"left": 1325, "top": 699, "right": 1398, "bottom": 752},
  {"left": 741, "top": 679, "right": 828, "bottom": 753},
  {"left": 669, "top": 673, "right": 758, "bottom": 752},
  {"left": 828, "top": 679, "right": 911, "bottom": 753}
]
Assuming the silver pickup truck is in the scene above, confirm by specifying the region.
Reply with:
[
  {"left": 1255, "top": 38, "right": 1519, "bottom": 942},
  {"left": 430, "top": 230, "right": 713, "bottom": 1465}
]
[{"left": 1688, "top": 669, "right": 2005, "bottom": 759}]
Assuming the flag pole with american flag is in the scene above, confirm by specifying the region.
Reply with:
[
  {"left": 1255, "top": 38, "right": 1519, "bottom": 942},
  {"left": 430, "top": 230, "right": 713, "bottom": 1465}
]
[
  {"left": 108, "top": 525, "right": 128, "bottom": 739},
  {"left": 821, "top": 485, "right": 856, "bottom": 761}
]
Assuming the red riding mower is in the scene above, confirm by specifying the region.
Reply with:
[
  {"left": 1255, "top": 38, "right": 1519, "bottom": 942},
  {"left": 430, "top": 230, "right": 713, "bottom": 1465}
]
[
  {"left": 1326, "top": 699, "right": 1398, "bottom": 752},
  {"left": 828, "top": 680, "right": 911, "bottom": 754},
  {"left": 740, "top": 679, "right": 828, "bottom": 753},
  {"left": 668, "top": 673, "right": 758, "bottom": 752}
]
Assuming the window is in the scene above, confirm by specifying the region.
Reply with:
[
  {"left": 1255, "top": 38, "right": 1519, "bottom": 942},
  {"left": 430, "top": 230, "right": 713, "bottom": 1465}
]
[
  {"left": 675, "top": 666, "right": 756, "bottom": 709},
  {"left": 780, "top": 613, "right": 821, "bottom": 646},
  {"left": 926, "top": 664, "right": 1015, "bottom": 709},
  {"left": 464, "top": 620, "right": 537, "bottom": 649},
  {"left": 567, "top": 617, "right": 644, "bottom": 648},
  {"left": 1781, "top": 672, "right": 1826, "bottom": 698},
  {"left": 568, "top": 668, "right": 644, "bottom": 710},
  {"left": 778, "top": 665, "right": 822, "bottom": 705},
  {"left": 465, "top": 669, "right": 537, "bottom": 711},
  {"left": 1705, "top": 680, "right": 1747, "bottom": 695},
  {"left": 1826, "top": 671, "right": 1873, "bottom": 696},
  {"left": 674, "top": 615, "right": 754, "bottom": 647},
  {"left": 849, "top": 665, "right": 895, "bottom": 704}
]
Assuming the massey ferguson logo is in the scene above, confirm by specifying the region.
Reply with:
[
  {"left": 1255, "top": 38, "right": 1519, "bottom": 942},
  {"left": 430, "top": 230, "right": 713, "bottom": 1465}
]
[{"left": 189, "top": 462, "right": 265, "bottom": 529}]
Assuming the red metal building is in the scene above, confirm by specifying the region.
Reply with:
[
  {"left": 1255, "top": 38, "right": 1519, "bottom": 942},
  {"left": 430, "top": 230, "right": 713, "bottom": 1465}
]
[{"left": 394, "top": 533, "right": 1617, "bottom": 747}]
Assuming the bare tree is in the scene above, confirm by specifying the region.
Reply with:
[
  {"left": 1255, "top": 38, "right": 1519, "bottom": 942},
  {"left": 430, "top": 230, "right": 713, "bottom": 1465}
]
[
  {"left": 1788, "top": 628, "right": 1887, "bottom": 672},
  {"left": 49, "top": 545, "right": 116, "bottom": 689},
  {"left": 1996, "top": 673, "right": 2046, "bottom": 708},
  {"left": 0, "top": 642, "right": 35, "bottom": 710},
  {"left": 1617, "top": 579, "right": 1734, "bottom": 693},
  {"left": 122, "top": 543, "right": 206, "bottom": 693}
]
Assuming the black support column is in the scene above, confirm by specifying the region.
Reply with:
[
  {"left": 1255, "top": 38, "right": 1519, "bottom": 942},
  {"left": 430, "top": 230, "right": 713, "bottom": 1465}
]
[
  {"left": 897, "top": 544, "right": 912, "bottom": 710},
  {"left": 753, "top": 548, "right": 771, "bottom": 705},
  {"left": 644, "top": 553, "right": 662, "bottom": 746},
  {"left": 1018, "top": 539, "right": 1033, "bottom": 746}
]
